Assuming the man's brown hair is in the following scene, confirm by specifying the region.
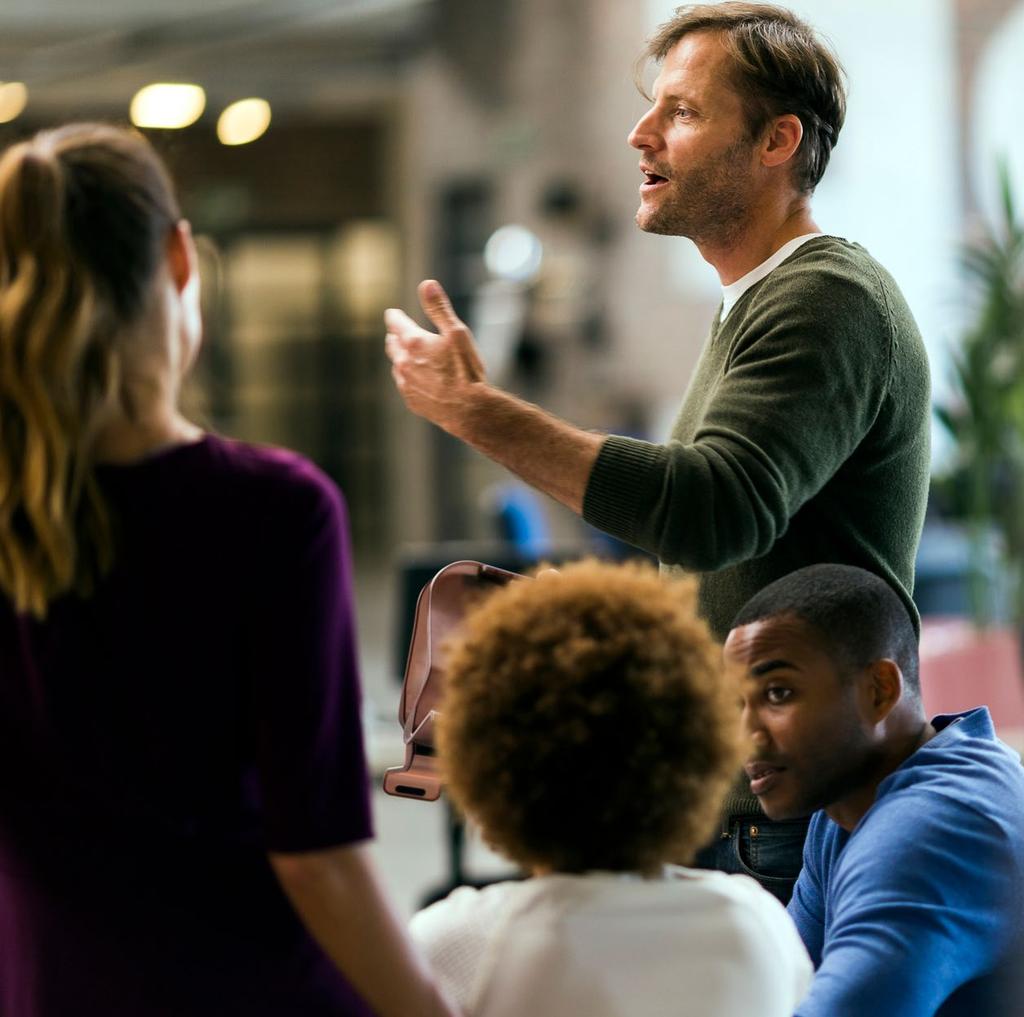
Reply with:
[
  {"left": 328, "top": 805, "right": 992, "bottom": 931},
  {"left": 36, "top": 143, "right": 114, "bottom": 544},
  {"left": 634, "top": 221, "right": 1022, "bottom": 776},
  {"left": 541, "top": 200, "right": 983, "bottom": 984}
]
[
  {"left": 644, "top": 2, "right": 847, "bottom": 192},
  {"left": 437, "top": 559, "right": 741, "bottom": 874}
]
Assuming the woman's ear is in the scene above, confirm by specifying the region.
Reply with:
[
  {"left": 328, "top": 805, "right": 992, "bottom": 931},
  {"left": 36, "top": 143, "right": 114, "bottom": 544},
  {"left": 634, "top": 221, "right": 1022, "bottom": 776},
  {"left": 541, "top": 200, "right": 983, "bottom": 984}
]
[
  {"left": 166, "top": 219, "right": 198, "bottom": 295},
  {"left": 165, "top": 219, "right": 203, "bottom": 374}
]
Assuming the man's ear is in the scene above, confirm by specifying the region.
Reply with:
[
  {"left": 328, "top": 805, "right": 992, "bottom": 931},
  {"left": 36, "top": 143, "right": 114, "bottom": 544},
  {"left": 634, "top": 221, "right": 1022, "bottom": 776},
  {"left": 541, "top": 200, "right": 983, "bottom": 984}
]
[
  {"left": 864, "top": 659, "right": 903, "bottom": 723},
  {"left": 166, "top": 219, "right": 198, "bottom": 295},
  {"left": 761, "top": 113, "right": 803, "bottom": 169}
]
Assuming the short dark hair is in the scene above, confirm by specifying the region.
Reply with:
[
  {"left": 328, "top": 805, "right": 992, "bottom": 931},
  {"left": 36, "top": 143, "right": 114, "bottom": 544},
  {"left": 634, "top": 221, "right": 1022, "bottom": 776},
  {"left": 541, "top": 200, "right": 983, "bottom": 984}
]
[
  {"left": 732, "top": 564, "right": 920, "bottom": 695},
  {"left": 643, "top": 3, "right": 847, "bottom": 192},
  {"left": 438, "top": 559, "right": 741, "bottom": 874}
]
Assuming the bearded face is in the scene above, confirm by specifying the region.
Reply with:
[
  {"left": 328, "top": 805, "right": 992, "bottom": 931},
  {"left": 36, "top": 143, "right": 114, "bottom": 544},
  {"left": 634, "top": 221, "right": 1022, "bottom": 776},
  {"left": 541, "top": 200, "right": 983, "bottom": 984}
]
[
  {"left": 635, "top": 135, "right": 759, "bottom": 245},
  {"left": 629, "top": 32, "right": 764, "bottom": 248}
]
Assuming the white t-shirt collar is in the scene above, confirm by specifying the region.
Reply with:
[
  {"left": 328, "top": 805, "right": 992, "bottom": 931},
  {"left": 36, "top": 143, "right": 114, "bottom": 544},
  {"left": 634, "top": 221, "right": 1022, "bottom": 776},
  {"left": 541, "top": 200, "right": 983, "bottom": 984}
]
[{"left": 720, "top": 233, "right": 824, "bottom": 322}]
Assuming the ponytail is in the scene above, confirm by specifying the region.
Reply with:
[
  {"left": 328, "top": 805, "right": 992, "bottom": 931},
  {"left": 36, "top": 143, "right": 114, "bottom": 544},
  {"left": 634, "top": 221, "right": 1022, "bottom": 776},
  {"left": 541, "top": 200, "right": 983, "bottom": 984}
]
[{"left": 0, "top": 124, "right": 179, "bottom": 617}]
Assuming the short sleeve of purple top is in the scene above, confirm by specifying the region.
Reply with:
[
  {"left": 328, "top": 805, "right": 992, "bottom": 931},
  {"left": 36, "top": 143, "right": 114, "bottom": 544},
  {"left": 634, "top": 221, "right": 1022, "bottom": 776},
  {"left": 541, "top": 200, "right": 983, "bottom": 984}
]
[{"left": 0, "top": 435, "right": 374, "bottom": 1017}]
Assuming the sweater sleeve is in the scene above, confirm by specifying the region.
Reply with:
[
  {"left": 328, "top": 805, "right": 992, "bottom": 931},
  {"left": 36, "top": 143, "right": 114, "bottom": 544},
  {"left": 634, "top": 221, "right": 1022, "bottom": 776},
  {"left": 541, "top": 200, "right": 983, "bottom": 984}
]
[
  {"left": 794, "top": 792, "right": 1019, "bottom": 1017},
  {"left": 582, "top": 265, "right": 893, "bottom": 570}
]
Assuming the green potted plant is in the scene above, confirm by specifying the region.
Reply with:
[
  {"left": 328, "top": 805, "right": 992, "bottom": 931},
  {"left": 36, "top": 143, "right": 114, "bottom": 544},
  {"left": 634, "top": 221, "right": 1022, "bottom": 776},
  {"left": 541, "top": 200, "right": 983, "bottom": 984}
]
[{"left": 934, "top": 163, "right": 1024, "bottom": 630}]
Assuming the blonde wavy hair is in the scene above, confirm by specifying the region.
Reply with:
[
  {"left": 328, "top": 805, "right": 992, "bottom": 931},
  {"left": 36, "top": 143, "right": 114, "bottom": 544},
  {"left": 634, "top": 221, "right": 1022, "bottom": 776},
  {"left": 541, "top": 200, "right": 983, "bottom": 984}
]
[
  {"left": 0, "top": 123, "right": 180, "bottom": 617},
  {"left": 438, "top": 559, "right": 742, "bottom": 874}
]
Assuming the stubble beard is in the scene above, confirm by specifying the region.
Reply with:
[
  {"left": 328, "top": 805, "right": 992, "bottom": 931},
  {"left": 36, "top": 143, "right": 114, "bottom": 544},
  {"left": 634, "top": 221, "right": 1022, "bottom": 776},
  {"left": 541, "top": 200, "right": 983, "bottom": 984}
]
[{"left": 636, "top": 138, "right": 756, "bottom": 247}]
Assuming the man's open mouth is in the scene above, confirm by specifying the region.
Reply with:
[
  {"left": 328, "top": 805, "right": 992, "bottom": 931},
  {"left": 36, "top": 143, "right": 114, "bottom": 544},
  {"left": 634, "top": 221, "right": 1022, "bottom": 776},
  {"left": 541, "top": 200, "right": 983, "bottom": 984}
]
[
  {"left": 744, "top": 761, "right": 787, "bottom": 795},
  {"left": 639, "top": 166, "right": 670, "bottom": 190}
]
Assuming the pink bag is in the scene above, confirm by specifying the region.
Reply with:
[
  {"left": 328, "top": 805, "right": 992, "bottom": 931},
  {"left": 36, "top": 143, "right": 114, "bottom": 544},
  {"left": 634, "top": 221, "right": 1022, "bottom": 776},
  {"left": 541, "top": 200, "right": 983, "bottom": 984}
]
[{"left": 383, "top": 560, "right": 526, "bottom": 800}]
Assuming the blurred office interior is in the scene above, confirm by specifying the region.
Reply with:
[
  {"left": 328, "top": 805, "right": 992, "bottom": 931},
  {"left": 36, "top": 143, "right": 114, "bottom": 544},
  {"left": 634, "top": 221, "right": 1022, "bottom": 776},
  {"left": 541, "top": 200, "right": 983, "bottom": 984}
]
[{"left": 2, "top": 0, "right": 1024, "bottom": 912}]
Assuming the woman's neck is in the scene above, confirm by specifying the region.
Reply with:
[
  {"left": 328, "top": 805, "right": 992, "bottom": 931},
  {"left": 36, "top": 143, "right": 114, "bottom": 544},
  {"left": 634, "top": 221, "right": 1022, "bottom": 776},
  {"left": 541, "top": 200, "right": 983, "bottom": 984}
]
[{"left": 92, "top": 406, "right": 203, "bottom": 465}]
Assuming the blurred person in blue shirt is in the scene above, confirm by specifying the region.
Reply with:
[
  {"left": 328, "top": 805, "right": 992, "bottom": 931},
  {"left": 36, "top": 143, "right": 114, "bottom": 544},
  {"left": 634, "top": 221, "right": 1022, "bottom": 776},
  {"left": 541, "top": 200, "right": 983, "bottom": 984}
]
[{"left": 726, "top": 563, "right": 1024, "bottom": 1017}]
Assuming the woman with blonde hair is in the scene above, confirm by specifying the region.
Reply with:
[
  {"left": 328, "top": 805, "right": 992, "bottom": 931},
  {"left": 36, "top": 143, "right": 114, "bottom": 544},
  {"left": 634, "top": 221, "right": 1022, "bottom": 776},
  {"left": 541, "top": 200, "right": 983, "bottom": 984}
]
[{"left": 0, "top": 123, "right": 454, "bottom": 1017}]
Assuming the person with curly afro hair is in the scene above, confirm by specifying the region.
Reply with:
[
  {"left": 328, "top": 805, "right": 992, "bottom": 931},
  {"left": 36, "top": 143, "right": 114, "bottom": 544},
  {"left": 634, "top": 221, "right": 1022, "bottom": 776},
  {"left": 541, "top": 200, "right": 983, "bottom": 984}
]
[{"left": 409, "top": 559, "right": 811, "bottom": 1017}]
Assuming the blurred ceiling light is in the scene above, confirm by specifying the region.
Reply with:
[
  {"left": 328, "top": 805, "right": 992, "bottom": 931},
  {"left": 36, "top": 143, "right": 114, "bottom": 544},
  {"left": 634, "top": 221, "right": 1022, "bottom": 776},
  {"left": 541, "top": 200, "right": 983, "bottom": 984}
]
[
  {"left": 0, "top": 82, "right": 28, "bottom": 124},
  {"left": 217, "top": 98, "right": 272, "bottom": 146},
  {"left": 130, "top": 83, "right": 206, "bottom": 129},
  {"left": 484, "top": 224, "right": 543, "bottom": 283}
]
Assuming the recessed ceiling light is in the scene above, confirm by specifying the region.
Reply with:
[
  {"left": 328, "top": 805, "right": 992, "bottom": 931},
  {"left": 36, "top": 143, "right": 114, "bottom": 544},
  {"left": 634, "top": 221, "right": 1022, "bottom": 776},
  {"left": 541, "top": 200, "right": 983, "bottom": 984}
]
[
  {"left": 0, "top": 82, "right": 28, "bottom": 124},
  {"left": 217, "top": 98, "right": 272, "bottom": 146},
  {"left": 130, "top": 83, "right": 206, "bottom": 129}
]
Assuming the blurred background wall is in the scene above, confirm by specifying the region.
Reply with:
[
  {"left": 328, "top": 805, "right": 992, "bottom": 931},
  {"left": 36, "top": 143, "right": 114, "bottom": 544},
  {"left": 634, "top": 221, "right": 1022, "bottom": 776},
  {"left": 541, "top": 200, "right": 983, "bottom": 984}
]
[{"left": 3, "top": 0, "right": 1024, "bottom": 909}]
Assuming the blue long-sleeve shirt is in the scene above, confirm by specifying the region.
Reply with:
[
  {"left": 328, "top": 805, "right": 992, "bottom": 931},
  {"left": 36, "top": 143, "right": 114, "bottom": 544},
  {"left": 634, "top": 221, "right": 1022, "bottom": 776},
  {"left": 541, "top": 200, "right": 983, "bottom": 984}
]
[{"left": 790, "top": 708, "right": 1024, "bottom": 1016}]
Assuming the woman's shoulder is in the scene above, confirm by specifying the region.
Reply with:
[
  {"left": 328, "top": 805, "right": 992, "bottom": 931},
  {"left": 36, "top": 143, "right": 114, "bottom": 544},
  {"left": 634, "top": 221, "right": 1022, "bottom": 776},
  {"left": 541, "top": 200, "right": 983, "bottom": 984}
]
[
  {"left": 664, "top": 864, "right": 776, "bottom": 900},
  {"left": 409, "top": 882, "right": 527, "bottom": 1011},
  {"left": 200, "top": 434, "right": 347, "bottom": 520},
  {"left": 109, "top": 433, "right": 350, "bottom": 550},
  {"left": 664, "top": 868, "right": 811, "bottom": 975},
  {"left": 410, "top": 881, "right": 524, "bottom": 943},
  {"left": 203, "top": 433, "right": 331, "bottom": 484}
]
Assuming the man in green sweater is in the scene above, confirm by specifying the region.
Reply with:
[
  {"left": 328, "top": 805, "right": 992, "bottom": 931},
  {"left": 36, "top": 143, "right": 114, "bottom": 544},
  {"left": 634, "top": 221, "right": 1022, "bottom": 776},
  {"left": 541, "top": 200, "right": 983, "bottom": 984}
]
[{"left": 384, "top": 2, "right": 930, "bottom": 899}]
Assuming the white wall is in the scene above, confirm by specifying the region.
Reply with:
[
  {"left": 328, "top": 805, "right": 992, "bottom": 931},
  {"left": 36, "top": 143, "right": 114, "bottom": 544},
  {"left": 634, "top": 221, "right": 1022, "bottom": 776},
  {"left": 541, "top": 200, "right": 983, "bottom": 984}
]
[{"left": 970, "top": 0, "right": 1024, "bottom": 231}]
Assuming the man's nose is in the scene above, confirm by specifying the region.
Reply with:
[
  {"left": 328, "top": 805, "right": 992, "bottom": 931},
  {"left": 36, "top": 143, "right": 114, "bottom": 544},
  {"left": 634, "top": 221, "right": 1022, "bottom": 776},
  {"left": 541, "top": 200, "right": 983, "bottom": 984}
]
[
  {"left": 628, "top": 109, "right": 658, "bottom": 151},
  {"left": 741, "top": 702, "right": 770, "bottom": 746}
]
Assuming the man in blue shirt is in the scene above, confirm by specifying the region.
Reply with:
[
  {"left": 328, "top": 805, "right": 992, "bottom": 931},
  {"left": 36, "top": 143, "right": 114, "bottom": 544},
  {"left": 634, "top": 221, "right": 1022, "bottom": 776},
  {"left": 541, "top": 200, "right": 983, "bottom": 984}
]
[{"left": 726, "top": 564, "right": 1024, "bottom": 1016}]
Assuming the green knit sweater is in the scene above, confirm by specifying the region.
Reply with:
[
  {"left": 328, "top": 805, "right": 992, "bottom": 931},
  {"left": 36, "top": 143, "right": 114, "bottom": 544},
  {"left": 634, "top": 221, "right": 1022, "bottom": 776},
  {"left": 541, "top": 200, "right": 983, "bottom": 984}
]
[{"left": 583, "top": 236, "right": 931, "bottom": 643}]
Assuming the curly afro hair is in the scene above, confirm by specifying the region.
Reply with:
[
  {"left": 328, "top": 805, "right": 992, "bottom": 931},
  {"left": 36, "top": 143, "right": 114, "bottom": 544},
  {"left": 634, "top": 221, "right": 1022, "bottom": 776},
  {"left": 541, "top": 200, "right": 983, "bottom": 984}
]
[{"left": 437, "top": 559, "right": 741, "bottom": 874}]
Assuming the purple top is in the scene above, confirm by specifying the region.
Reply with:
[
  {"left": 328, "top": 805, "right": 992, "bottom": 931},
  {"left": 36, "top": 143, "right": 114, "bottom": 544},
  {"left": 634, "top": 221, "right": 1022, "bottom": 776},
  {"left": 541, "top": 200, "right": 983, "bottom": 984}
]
[{"left": 0, "top": 435, "right": 374, "bottom": 1016}]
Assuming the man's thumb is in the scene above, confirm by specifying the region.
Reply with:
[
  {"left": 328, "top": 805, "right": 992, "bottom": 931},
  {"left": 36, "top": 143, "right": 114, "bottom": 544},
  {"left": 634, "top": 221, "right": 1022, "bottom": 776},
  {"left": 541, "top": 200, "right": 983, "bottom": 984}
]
[{"left": 418, "top": 279, "right": 462, "bottom": 333}]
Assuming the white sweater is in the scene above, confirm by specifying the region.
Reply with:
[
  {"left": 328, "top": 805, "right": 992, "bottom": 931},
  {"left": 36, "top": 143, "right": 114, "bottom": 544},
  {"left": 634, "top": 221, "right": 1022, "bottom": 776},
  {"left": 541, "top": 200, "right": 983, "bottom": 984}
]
[{"left": 410, "top": 866, "right": 812, "bottom": 1017}]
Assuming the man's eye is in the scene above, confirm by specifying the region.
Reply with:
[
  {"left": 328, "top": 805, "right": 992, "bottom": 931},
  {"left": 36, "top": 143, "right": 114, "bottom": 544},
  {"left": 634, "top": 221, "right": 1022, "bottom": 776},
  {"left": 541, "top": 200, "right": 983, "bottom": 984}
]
[
  {"left": 765, "top": 687, "right": 792, "bottom": 705},
  {"left": 673, "top": 107, "right": 691, "bottom": 119}
]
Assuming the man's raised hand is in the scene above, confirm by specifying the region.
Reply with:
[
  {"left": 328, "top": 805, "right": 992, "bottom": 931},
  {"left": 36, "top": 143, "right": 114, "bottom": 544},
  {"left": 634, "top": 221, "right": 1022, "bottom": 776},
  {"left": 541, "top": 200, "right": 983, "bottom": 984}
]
[{"left": 384, "top": 279, "right": 487, "bottom": 436}]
